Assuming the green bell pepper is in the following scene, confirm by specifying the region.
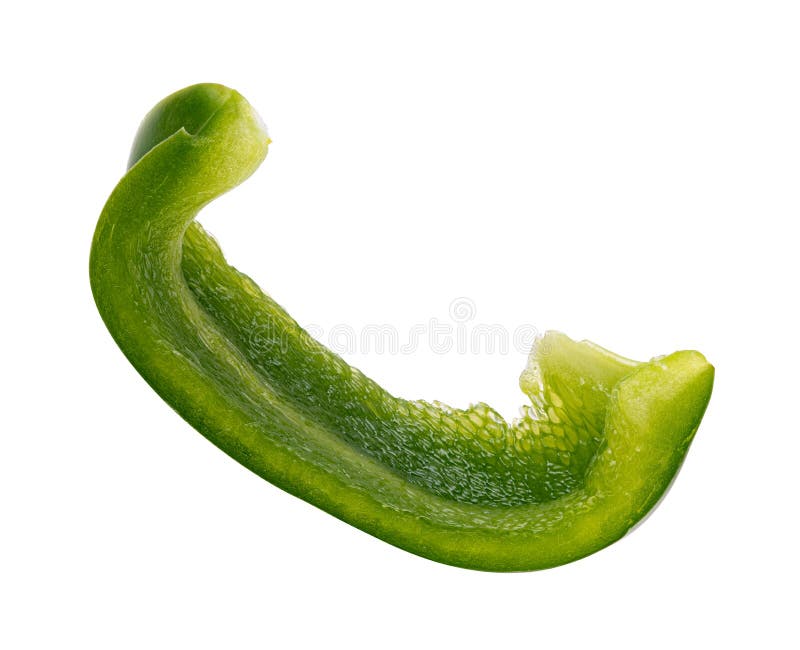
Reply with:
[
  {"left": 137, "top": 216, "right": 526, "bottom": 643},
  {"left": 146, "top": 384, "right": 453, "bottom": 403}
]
[{"left": 90, "top": 83, "right": 714, "bottom": 571}]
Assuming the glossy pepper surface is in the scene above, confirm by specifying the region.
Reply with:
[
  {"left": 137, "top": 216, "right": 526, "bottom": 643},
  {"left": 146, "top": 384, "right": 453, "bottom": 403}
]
[{"left": 90, "top": 83, "right": 714, "bottom": 571}]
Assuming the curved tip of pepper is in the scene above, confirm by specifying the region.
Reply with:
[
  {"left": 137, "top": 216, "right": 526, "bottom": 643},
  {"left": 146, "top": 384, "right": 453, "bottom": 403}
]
[
  {"left": 607, "top": 349, "right": 714, "bottom": 467},
  {"left": 127, "top": 83, "right": 271, "bottom": 169},
  {"left": 626, "top": 349, "right": 714, "bottom": 425}
]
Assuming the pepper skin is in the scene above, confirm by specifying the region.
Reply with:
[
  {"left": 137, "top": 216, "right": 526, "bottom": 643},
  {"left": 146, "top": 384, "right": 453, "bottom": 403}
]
[{"left": 90, "top": 83, "right": 714, "bottom": 571}]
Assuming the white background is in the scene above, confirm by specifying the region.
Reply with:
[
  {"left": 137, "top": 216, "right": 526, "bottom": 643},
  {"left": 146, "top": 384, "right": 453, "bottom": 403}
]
[{"left": 2, "top": 1, "right": 798, "bottom": 647}]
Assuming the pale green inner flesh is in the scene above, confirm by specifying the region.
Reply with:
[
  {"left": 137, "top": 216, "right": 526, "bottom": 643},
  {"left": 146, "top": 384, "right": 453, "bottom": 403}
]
[{"left": 180, "top": 223, "right": 640, "bottom": 507}]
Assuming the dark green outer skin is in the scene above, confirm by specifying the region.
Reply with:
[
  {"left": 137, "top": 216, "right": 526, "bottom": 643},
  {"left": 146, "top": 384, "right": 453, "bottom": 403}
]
[{"left": 90, "top": 84, "right": 714, "bottom": 571}]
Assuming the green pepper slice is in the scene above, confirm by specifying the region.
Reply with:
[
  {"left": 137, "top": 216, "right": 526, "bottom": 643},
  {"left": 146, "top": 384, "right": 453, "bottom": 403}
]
[{"left": 90, "top": 83, "right": 714, "bottom": 571}]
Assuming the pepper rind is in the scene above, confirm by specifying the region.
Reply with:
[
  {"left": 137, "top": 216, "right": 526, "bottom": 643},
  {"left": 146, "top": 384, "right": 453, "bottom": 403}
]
[{"left": 90, "top": 83, "right": 714, "bottom": 571}]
